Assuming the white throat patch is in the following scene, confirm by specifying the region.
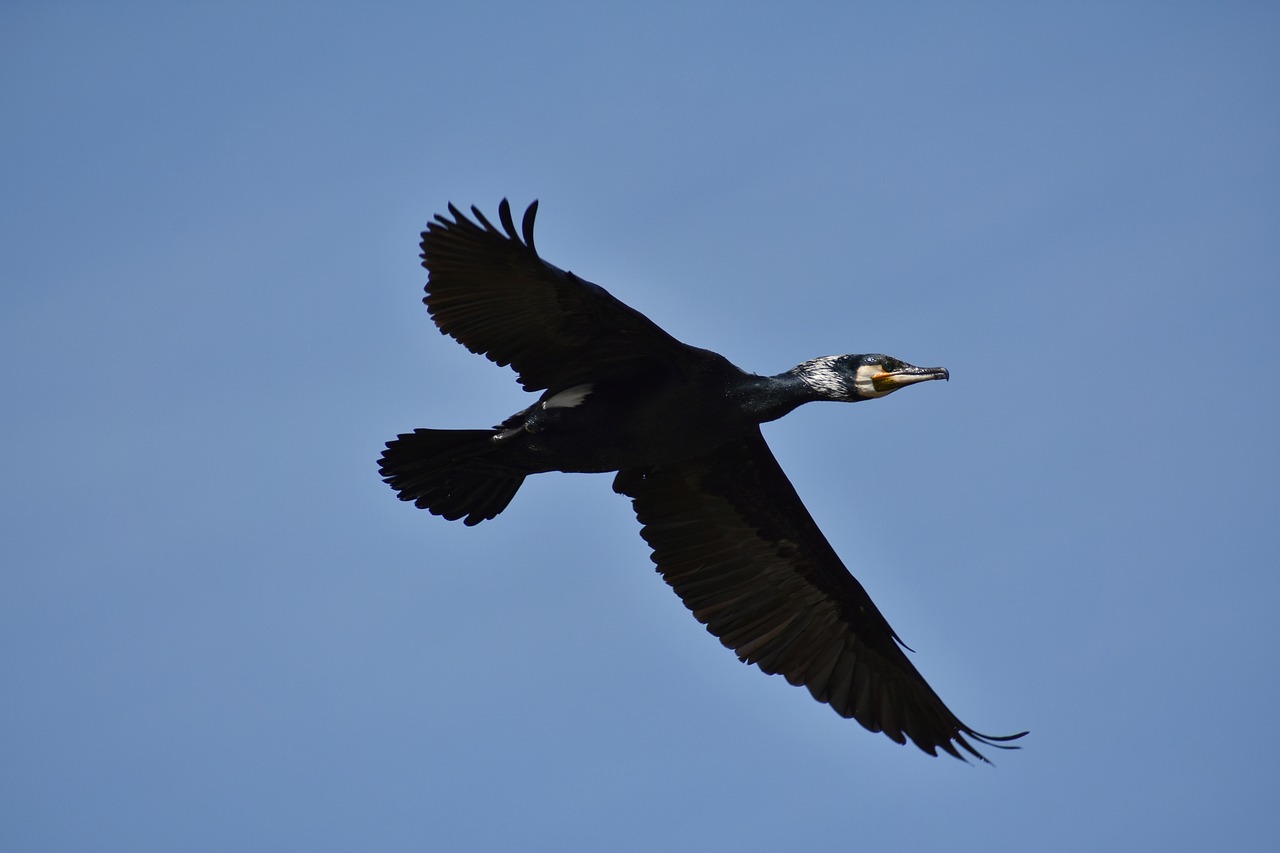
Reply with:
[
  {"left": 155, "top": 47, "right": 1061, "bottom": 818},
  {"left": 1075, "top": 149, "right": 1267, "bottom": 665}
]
[{"left": 853, "top": 364, "right": 890, "bottom": 398}]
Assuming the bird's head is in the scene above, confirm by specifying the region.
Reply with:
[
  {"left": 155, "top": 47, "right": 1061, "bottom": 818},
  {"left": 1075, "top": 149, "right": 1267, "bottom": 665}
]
[{"left": 793, "top": 354, "right": 950, "bottom": 402}]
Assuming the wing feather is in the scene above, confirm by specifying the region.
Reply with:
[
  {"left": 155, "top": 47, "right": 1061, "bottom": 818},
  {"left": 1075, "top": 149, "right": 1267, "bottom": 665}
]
[
  {"left": 420, "top": 200, "right": 690, "bottom": 392},
  {"left": 614, "top": 432, "right": 1026, "bottom": 762}
]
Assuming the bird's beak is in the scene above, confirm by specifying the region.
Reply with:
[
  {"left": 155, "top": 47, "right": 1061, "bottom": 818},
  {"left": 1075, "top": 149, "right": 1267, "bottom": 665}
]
[{"left": 872, "top": 364, "right": 950, "bottom": 394}]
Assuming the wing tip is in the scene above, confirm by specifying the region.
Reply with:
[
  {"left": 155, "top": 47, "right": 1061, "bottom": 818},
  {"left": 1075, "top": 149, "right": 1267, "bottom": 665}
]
[
  {"left": 422, "top": 199, "right": 541, "bottom": 256},
  {"left": 948, "top": 726, "right": 1030, "bottom": 765},
  {"left": 522, "top": 199, "right": 539, "bottom": 252}
]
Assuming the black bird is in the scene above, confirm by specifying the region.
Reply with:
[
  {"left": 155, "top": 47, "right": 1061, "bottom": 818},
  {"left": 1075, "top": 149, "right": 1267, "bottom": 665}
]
[{"left": 380, "top": 200, "right": 1025, "bottom": 762}]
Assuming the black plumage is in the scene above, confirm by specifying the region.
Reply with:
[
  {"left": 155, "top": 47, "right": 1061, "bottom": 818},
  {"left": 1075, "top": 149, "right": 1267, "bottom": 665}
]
[{"left": 380, "top": 200, "right": 1025, "bottom": 762}]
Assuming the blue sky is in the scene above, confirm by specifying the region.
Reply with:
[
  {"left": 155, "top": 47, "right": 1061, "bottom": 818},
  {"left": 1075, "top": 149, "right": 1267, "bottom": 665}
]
[{"left": 3, "top": 2, "right": 1278, "bottom": 850}]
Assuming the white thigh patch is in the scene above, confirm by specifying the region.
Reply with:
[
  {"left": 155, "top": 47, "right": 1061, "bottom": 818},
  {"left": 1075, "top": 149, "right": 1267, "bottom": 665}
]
[{"left": 543, "top": 384, "right": 594, "bottom": 409}]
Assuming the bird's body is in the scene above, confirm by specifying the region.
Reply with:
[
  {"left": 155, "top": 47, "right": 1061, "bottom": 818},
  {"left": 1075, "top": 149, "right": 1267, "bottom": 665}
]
[
  {"left": 501, "top": 353, "right": 754, "bottom": 474},
  {"left": 380, "top": 200, "right": 1025, "bottom": 762},
  {"left": 466, "top": 355, "right": 828, "bottom": 474}
]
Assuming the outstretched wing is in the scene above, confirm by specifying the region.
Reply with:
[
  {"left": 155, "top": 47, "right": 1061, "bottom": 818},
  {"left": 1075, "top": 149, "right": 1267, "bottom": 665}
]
[
  {"left": 614, "top": 432, "right": 1026, "bottom": 762},
  {"left": 421, "top": 200, "right": 691, "bottom": 392}
]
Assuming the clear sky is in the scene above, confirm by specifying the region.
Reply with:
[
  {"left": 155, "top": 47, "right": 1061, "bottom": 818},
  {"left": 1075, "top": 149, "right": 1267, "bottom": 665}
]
[{"left": 3, "top": 2, "right": 1278, "bottom": 851}]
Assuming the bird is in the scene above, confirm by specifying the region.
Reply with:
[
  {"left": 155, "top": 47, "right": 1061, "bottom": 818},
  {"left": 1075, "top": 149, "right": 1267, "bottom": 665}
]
[{"left": 379, "top": 199, "right": 1026, "bottom": 762}]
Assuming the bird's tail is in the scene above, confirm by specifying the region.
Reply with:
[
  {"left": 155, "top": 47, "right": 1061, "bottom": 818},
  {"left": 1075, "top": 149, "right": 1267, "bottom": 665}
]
[{"left": 379, "top": 429, "right": 526, "bottom": 525}]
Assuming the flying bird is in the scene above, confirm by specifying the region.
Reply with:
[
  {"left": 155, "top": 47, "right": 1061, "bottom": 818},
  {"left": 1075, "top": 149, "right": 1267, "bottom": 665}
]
[{"left": 379, "top": 200, "right": 1025, "bottom": 762}]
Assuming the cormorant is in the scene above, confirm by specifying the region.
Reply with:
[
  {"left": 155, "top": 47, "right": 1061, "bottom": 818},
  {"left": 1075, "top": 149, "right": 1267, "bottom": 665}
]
[{"left": 380, "top": 200, "right": 1026, "bottom": 762}]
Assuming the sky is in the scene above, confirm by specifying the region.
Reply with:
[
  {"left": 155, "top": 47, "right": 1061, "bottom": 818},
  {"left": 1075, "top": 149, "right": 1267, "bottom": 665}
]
[{"left": 2, "top": 2, "right": 1278, "bottom": 850}]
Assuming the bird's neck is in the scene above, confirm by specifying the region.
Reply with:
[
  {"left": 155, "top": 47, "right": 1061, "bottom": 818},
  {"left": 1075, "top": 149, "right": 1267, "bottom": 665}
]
[{"left": 732, "top": 371, "right": 825, "bottom": 424}]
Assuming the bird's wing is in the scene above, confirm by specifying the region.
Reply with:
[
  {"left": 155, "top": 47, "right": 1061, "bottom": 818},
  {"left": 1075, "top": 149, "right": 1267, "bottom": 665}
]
[
  {"left": 613, "top": 432, "right": 1026, "bottom": 762},
  {"left": 421, "top": 200, "right": 692, "bottom": 392}
]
